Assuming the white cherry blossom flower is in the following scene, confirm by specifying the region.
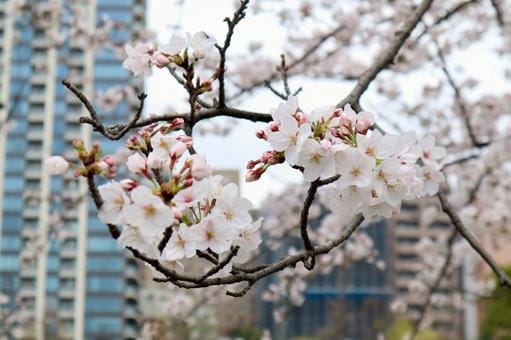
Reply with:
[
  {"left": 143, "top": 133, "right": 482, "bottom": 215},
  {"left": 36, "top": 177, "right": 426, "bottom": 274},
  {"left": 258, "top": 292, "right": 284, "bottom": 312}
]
[
  {"left": 188, "top": 31, "right": 216, "bottom": 59},
  {"left": 173, "top": 180, "right": 209, "bottom": 209},
  {"left": 418, "top": 164, "right": 445, "bottom": 195},
  {"left": 297, "top": 138, "right": 335, "bottom": 182},
  {"left": 162, "top": 224, "right": 201, "bottom": 260},
  {"left": 419, "top": 136, "right": 446, "bottom": 165},
  {"left": 126, "top": 153, "right": 147, "bottom": 174},
  {"left": 336, "top": 148, "right": 375, "bottom": 189},
  {"left": 233, "top": 218, "right": 263, "bottom": 263},
  {"left": 267, "top": 114, "right": 311, "bottom": 165},
  {"left": 98, "top": 181, "right": 129, "bottom": 225},
  {"left": 188, "top": 154, "right": 213, "bottom": 180},
  {"left": 270, "top": 96, "right": 299, "bottom": 122},
  {"left": 160, "top": 32, "right": 186, "bottom": 56},
  {"left": 195, "top": 217, "right": 234, "bottom": 253},
  {"left": 118, "top": 225, "right": 159, "bottom": 258},
  {"left": 211, "top": 183, "right": 253, "bottom": 229},
  {"left": 122, "top": 43, "right": 152, "bottom": 77},
  {"left": 124, "top": 185, "right": 173, "bottom": 237}
]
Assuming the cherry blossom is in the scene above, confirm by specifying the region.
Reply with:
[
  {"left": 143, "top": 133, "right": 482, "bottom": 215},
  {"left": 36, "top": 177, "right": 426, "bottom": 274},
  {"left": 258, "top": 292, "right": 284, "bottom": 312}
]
[
  {"left": 162, "top": 224, "right": 202, "bottom": 260},
  {"left": 122, "top": 43, "right": 153, "bottom": 77},
  {"left": 45, "top": 155, "right": 69, "bottom": 175},
  {"left": 97, "top": 181, "right": 129, "bottom": 225},
  {"left": 123, "top": 185, "right": 173, "bottom": 236}
]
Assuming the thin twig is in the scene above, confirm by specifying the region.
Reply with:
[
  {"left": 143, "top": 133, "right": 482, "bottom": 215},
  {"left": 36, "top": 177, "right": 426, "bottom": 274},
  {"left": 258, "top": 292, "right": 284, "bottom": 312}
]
[
  {"left": 415, "top": 0, "right": 479, "bottom": 41},
  {"left": 231, "top": 23, "right": 346, "bottom": 99},
  {"left": 217, "top": 0, "right": 250, "bottom": 108},
  {"left": 432, "top": 40, "right": 488, "bottom": 148},
  {"left": 62, "top": 79, "right": 147, "bottom": 140}
]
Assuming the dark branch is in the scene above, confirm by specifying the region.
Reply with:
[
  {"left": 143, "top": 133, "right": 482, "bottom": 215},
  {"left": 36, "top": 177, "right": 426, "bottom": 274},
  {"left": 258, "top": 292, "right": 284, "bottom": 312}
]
[
  {"left": 62, "top": 79, "right": 147, "bottom": 140},
  {"left": 336, "top": 0, "right": 435, "bottom": 110},
  {"left": 415, "top": 0, "right": 479, "bottom": 41},
  {"left": 490, "top": 0, "right": 505, "bottom": 26},
  {"left": 217, "top": 0, "right": 250, "bottom": 108},
  {"left": 438, "top": 191, "right": 511, "bottom": 289},
  {"left": 299, "top": 181, "right": 320, "bottom": 270}
]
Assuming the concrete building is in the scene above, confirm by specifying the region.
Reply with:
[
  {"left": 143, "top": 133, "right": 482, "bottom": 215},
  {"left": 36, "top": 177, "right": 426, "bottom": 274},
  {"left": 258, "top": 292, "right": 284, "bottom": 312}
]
[
  {"left": 0, "top": 0, "right": 145, "bottom": 338},
  {"left": 390, "top": 199, "right": 463, "bottom": 338}
]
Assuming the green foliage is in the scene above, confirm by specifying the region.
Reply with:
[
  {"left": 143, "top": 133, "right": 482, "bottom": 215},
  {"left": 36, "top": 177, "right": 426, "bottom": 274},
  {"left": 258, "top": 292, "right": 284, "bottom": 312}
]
[
  {"left": 228, "top": 325, "right": 263, "bottom": 340},
  {"left": 480, "top": 266, "right": 511, "bottom": 340},
  {"left": 386, "top": 318, "right": 442, "bottom": 340}
]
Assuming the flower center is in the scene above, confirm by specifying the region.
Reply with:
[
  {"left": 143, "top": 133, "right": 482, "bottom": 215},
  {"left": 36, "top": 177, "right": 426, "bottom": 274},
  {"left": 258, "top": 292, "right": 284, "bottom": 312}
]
[
  {"left": 144, "top": 205, "right": 157, "bottom": 217},
  {"left": 350, "top": 167, "right": 361, "bottom": 177},
  {"left": 206, "top": 230, "right": 215, "bottom": 240},
  {"left": 224, "top": 210, "right": 235, "bottom": 220},
  {"left": 114, "top": 196, "right": 124, "bottom": 208}
]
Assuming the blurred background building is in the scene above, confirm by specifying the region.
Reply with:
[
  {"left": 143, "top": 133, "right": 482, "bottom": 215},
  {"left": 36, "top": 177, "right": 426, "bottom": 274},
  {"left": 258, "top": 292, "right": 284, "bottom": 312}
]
[
  {"left": 258, "top": 195, "right": 467, "bottom": 340},
  {"left": 0, "top": 0, "right": 145, "bottom": 339}
]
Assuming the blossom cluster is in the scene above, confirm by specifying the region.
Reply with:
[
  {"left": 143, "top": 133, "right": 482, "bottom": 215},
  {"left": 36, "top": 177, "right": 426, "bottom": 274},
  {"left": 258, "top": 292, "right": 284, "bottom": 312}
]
[
  {"left": 122, "top": 31, "right": 216, "bottom": 77},
  {"left": 251, "top": 96, "right": 446, "bottom": 220},
  {"left": 48, "top": 120, "right": 262, "bottom": 270}
]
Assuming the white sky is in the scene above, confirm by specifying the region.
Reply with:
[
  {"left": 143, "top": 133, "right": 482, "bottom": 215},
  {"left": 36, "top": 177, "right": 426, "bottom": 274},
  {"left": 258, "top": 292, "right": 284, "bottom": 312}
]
[{"left": 146, "top": 1, "right": 510, "bottom": 206}]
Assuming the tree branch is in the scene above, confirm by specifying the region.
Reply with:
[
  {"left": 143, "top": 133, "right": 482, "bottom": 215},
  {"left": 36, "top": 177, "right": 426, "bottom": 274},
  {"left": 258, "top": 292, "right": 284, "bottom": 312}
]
[
  {"left": 336, "top": 0, "right": 435, "bottom": 110},
  {"left": 438, "top": 191, "right": 511, "bottom": 289},
  {"left": 62, "top": 79, "right": 147, "bottom": 140},
  {"left": 432, "top": 40, "right": 488, "bottom": 148},
  {"left": 217, "top": 0, "right": 250, "bottom": 108}
]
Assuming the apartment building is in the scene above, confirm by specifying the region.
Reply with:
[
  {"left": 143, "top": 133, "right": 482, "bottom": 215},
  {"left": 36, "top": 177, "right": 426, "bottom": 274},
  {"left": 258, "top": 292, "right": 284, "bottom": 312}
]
[
  {"left": 0, "top": 0, "right": 145, "bottom": 338},
  {"left": 390, "top": 199, "right": 463, "bottom": 338}
]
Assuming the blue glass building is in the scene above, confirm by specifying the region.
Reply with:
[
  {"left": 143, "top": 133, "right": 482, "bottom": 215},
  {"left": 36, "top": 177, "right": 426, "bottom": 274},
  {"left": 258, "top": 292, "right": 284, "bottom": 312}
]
[
  {"left": 258, "top": 198, "right": 393, "bottom": 339},
  {"left": 0, "top": 0, "right": 145, "bottom": 338}
]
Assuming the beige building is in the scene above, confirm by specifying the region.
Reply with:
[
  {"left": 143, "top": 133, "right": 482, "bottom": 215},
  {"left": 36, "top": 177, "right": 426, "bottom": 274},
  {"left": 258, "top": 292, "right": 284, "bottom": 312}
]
[{"left": 389, "top": 198, "right": 463, "bottom": 338}]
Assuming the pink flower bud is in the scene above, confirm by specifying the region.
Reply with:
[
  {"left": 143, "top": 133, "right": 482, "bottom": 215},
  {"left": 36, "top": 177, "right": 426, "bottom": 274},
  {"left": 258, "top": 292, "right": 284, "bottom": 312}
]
[
  {"left": 355, "top": 117, "right": 373, "bottom": 134},
  {"left": 171, "top": 118, "right": 185, "bottom": 129},
  {"left": 170, "top": 141, "right": 187, "bottom": 159},
  {"left": 96, "top": 161, "right": 109, "bottom": 171},
  {"left": 256, "top": 129, "right": 267, "bottom": 140},
  {"left": 126, "top": 135, "right": 142, "bottom": 150},
  {"left": 183, "top": 178, "right": 194, "bottom": 187},
  {"left": 245, "top": 167, "right": 264, "bottom": 182},
  {"left": 188, "top": 154, "right": 212, "bottom": 180},
  {"left": 246, "top": 159, "right": 260, "bottom": 169},
  {"left": 120, "top": 178, "right": 139, "bottom": 191},
  {"left": 172, "top": 207, "right": 183, "bottom": 219},
  {"left": 126, "top": 153, "right": 147, "bottom": 174},
  {"left": 176, "top": 135, "right": 194, "bottom": 147},
  {"left": 101, "top": 155, "right": 116, "bottom": 166},
  {"left": 154, "top": 53, "right": 171, "bottom": 68},
  {"left": 45, "top": 156, "right": 69, "bottom": 175},
  {"left": 269, "top": 121, "right": 280, "bottom": 132}
]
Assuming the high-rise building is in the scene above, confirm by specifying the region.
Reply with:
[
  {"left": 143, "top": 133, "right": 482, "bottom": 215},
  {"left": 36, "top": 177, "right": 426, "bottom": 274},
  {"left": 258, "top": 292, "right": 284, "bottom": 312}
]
[
  {"left": 259, "top": 220, "right": 393, "bottom": 339},
  {"left": 390, "top": 199, "right": 463, "bottom": 338},
  {"left": 0, "top": 1, "right": 145, "bottom": 339}
]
